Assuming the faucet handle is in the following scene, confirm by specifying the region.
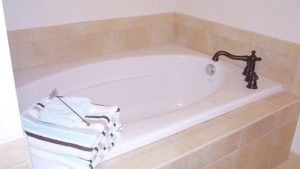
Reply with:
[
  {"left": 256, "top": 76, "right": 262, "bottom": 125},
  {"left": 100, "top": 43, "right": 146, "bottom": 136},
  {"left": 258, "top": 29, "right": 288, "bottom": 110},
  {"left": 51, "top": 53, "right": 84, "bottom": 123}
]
[
  {"left": 247, "top": 72, "right": 259, "bottom": 89},
  {"left": 251, "top": 50, "right": 262, "bottom": 61}
]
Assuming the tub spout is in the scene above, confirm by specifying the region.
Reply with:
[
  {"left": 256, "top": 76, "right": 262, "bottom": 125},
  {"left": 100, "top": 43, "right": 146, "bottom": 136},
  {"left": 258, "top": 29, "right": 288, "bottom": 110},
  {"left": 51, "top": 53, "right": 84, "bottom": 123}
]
[
  {"left": 212, "top": 51, "right": 249, "bottom": 62},
  {"left": 212, "top": 50, "right": 262, "bottom": 89}
]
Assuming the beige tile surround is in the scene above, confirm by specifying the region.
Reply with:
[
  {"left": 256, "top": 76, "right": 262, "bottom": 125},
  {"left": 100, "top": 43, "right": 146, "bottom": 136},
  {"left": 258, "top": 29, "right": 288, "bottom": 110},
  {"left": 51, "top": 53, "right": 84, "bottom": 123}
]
[
  {"left": 101, "top": 92, "right": 300, "bottom": 169},
  {"left": 7, "top": 12, "right": 300, "bottom": 169},
  {"left": 8, "top": 13, "right": 174, "bottom": 71},
  {"left": 8, "top": 13, "right": 300, "bottom": 96},
  {"left": 276, "top": 153, "right": 300, "bottom": 169},
  {"left": 173, "top": 13, "right": 300, "bottom": 95}
]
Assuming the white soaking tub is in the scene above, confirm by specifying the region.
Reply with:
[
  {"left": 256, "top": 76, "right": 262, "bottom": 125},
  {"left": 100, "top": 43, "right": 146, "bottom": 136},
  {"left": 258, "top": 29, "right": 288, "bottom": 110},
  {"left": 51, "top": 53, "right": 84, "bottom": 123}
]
[{"left": 15, "top": 46, "right": 282, "bottom": 168}]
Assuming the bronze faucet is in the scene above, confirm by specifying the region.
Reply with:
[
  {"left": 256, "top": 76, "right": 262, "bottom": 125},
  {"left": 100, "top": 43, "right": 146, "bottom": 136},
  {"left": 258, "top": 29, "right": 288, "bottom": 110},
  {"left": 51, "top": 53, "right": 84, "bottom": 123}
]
[{"left": 212, "top": 50, "right": 262, "bottom": 89}]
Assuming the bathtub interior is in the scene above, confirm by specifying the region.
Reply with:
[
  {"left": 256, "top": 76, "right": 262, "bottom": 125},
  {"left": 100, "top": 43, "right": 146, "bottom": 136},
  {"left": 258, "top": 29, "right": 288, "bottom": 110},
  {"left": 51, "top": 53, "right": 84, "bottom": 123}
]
[{"left": 17, "top": 54, "right": 226, "bottom": 123}]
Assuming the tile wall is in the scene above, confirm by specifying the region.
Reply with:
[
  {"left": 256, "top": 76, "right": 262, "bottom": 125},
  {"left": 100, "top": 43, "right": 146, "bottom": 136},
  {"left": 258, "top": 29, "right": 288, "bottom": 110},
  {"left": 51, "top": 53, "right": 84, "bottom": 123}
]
[
  {"left": 101, "top": 92, "right": 300, "bottom": 169},
  {"left": 174, "top": 13, "right": 300, "bottom": 95},
  {"left": 8, "top": 12, "right": 300, "bottom": 96},
  {"left": 8, "top": 13, "right": 174, "bottom": 71}
]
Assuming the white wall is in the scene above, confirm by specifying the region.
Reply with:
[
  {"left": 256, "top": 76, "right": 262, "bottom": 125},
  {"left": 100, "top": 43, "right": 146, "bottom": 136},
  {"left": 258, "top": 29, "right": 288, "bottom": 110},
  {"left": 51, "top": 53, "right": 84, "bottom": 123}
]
[
  {"left": 3, "top": 0, "right": 175, "bottom": 30},
  {"left": 0, "top": 2, "right": 23, "bottom": 143},
  {"left": 175, "top": 0, "right": 300, "bottom": 44}
]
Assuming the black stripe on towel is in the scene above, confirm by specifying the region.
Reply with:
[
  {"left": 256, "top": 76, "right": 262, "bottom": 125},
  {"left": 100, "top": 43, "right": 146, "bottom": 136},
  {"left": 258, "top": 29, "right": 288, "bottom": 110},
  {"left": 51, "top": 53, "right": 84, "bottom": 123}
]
[
  {"left": 85, "top": 115, "right": 110, "bottom": 123},
  {"left": 25, "top": 131, "right": 94, "bottom": 152},
  {"left": 36, "top": 103, "right": 45, "bottom": 108}
]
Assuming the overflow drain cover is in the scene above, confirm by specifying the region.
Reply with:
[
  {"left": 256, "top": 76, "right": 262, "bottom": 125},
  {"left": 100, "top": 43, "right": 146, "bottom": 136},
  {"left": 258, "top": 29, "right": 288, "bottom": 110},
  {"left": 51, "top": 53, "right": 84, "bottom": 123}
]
[{"left": 206, "top": 64, "right": 216, "bottom": 76}]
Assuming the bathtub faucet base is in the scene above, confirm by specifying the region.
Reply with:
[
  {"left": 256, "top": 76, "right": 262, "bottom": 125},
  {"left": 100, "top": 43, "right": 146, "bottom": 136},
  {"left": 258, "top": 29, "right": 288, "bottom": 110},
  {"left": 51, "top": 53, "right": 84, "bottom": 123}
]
[{"left": 212, "top": 50, "right": 262, "bottom": 89}]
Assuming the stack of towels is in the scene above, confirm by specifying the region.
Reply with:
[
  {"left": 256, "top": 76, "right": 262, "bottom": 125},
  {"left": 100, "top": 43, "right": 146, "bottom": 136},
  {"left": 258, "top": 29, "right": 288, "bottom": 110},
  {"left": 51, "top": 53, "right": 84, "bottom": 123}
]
[{"left": 21, "top": 97, "right": 122, "bottom": 169}]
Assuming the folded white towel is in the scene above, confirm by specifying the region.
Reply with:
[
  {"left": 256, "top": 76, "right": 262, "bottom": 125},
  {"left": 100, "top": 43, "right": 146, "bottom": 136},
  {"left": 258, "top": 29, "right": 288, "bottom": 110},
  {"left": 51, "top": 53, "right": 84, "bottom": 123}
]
[
  {"left": 37, "top": 97, "right": 91, "bottom": 128},
  {"left": 87, "top": 104, "right": 120, "bottom": 119},
  {"left": 27, "top": 135, "right": 100, "bottom": 161},
  {"left": 29, "top": 147, "right": 101, "bottom": 169},
  {"left": 26, "top": 121, "right": 122, "bottom": 161},
  {"left": 22, "top": 103, "right": 121, "bottom": 160}
]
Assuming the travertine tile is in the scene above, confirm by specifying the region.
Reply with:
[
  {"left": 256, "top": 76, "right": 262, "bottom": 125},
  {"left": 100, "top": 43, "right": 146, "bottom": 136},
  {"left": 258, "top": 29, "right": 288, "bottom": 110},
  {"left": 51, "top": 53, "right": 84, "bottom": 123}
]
[
  {"left": 8, "top": 13, "right": 176, "bottom": 71},
  {"left": 224, "top": 100, "right": 277, "bottom": 127},
  {"left": 217, "top": 24, "right": 254, "bottom": 46},
  {"left": 0, "top": 137, "right": 31, "bottom": 169},
  {"left": 9, "top": 12, "right": 300, "bottom": 87},
  {"left": 240, "top": 115, "right": 276, "bottom": 146},
  {"left": 156, "top": 156, "right": 189, "bottom": 169},
  {"left": 276, "top": 153, "right": 300, "bottom": 169},
  {"left": 263, "top": 93, "right": 300, "bottom": 108},
  {"left": 102, "top": 93, "right": 297, "bottom": 169},
  {"left": 175, "top": 24, "right": 216, "bottom": 55},
  {"left": 268, "top": 120, "right": 298, "bottom": 169},
  {"left": 173, "top": 117, "right": 240, "bottom": 150},
  {"left": 7, "top": 26, "right": 59, "bottom": 45},
  {"left": 255, "top": 51, "right": 298, "bottom": 88},
  {"left": 236, "top": 132, "right": 274, "bottom": 169},
  {"left": 54, "top": 35, "right": 89, "bottom": 59},
  {"left": 213, "top": 33, "right": 256, "bottom": 56},
  {"left": 102, "top": 137, "right": 187, "bottom": 169},
  {"left": 27, "top": 35, "right": 87, "bottom": 67},
  {"left": 103, "top": 142, "right": 187, "bottom": 169},
  {"left": 125, "top": 143, "right": 186, "bottom": 169},
  {"left": 114, "top": 26, "right": 151, "bottom": 53},
  {"left": 55, "top": 19, "right": 119, "bottom": 37},
  {"left": 175, "top": 13, "right": 300, "bottom": 59},
  {"left": 291, "top": 59, "right": 300, "bottom": 96},
  {"left": 150, "top": 23, "right": 174, "bottom": 46},
  {"left": 188, "top": 132, "right": 241, "bottom": 169},
  {"left": 273, "top": 102, "right": 300, "bottom": 128},
  {"left": 8, "top": 13, "right": 175, "bottom": 45},
  {"left": 201, "top": 150, "right": 239, "bottom": 169},
  {"left": 84, "top": 31, "right": 116, "bottom": 56},
  {"left": 174, "top": 13, "right": 300, "bottom": 94},
  {"left": 9, "top": 43, "right": 39, "bottom": 70}
]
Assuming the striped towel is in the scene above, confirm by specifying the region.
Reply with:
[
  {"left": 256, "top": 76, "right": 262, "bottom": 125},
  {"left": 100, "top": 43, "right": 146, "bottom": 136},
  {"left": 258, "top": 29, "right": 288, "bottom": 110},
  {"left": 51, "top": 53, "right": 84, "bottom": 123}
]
[
  {"left": 21, "top": 103, "right": 121, "bottom": 161},
  {"left": 30, "top": 147, "right": 101, "bottom": 169},
  {"left": 22, "top": 112, "right": 104, "bottom": 160},
  {"left": 26, "top": 118, "right": 122, "bottom": 161}
]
